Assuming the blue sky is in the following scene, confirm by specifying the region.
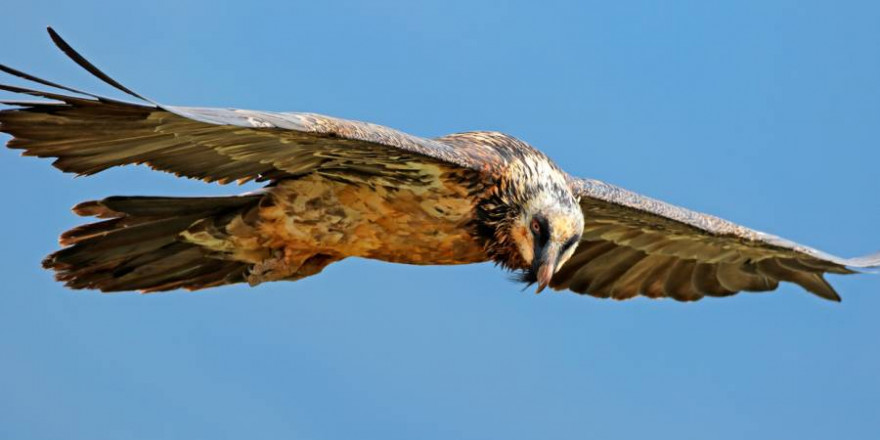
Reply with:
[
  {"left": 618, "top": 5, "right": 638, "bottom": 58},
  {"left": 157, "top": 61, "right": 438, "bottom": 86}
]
[{"left": 1, "top": 1, "right": 879, "bottom": 439}]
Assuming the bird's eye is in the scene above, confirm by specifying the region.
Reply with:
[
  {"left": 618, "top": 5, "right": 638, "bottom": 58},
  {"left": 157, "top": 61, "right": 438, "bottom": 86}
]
[{"left": 530, "top": 218, "right": 541, "bottom": 235}]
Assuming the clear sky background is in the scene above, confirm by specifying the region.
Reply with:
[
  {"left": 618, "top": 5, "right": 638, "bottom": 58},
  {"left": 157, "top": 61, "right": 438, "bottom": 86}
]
[{"left": 1, "top": 1, "right": 879, "bottom": 439}]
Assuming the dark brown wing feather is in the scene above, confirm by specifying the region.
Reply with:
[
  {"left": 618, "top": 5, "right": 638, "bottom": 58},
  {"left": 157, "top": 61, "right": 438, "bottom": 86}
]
[
  {"left": 554, "top": 177, "right": 880, "bottom": 301},
  {"left": 1, "top": 28, "right": 508, "bottom": 186}
]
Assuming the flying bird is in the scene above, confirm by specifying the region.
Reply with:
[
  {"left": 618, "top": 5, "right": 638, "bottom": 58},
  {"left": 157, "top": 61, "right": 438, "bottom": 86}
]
[{"left": 1, "top": 28, "right": 877, "bottom": 302}]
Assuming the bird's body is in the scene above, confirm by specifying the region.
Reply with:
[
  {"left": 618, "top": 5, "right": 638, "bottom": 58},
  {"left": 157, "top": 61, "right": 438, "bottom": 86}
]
[
  {"left": 1, "top": 28, "right": 878, "bottom": 301},
  {"left": 252, "top": 173, "right": 485, "bottom": 266},
  {"left": 199, "top": 169, "right": 489, "bottom": 285}
]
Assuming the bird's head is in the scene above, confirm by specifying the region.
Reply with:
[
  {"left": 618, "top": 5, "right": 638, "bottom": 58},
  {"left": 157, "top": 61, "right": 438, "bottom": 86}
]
[
  {"left": 510, "top": 183, "right": 584, "bottom": 292},
  {"left": 477, "top": 155, "right": 584, "bottom": 293}
]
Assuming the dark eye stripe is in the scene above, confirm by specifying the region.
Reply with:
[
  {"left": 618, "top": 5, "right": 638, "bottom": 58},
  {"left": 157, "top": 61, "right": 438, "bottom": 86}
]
[{"left": 560, "top": 236, "right": 579, "bottom": 254}]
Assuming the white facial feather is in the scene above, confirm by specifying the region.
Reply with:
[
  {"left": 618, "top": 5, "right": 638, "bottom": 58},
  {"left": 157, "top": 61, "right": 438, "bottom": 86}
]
[{"left": 509, "top": 155, "right": 584, "bottom": 267}]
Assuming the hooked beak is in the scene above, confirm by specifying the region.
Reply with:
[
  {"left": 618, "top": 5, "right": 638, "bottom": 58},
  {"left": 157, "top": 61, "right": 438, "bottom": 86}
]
[{"left": 534, "top": 243, "right": 559, "bottom": 294}]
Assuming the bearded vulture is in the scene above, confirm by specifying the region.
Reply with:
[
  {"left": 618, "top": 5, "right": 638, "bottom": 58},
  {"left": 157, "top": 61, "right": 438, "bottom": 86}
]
[{"left": 1, "top": 28, "right": 877, "bottom": 302}]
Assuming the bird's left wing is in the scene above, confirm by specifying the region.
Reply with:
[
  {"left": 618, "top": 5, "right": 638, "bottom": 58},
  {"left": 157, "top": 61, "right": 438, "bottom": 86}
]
[
  {"left": 553, "top": 177, "right": 880, "bottom": 301},
  {"left": 1, "top": 28, "right": 503, "bottom": 186}
]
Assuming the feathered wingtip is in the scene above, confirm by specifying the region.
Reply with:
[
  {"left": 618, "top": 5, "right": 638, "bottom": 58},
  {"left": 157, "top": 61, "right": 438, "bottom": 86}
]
[
  {"left": 0, "top": 27, "right": 155, "bottom": 107},
  {"left": 44, "top": 27, "right": 153, "bottom": 103},
  {"left": 846, "top": 251, "right": 880, "bottom": 273}
]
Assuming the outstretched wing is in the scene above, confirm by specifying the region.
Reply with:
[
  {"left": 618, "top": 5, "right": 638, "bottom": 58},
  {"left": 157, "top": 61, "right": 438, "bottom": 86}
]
[
  {"left": 553, "top": 177, "right": 880, "bottom": 301},
  {"left": 0, "top": 28, "right": 504, "bottom": 186}
]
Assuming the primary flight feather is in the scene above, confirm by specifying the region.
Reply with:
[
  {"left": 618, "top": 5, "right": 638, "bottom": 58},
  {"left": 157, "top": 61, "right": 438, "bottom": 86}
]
[{"left": 1, "top": 28, "right": 877, "bottom": 301}]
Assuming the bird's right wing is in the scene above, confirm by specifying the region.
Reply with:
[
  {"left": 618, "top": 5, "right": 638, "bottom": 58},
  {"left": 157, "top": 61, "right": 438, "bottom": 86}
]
[
  {"left": 1, "top": 28, "right": 507, "bottom": 187},
  {"left": 553, "top": 177, "right": 879, "bottom": 301}
]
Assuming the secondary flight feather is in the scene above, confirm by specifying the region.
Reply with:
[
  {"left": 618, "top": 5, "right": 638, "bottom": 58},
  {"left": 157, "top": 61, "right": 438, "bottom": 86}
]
[{"left": 1, "top": 28, "right": 877, "bottom": 301}]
